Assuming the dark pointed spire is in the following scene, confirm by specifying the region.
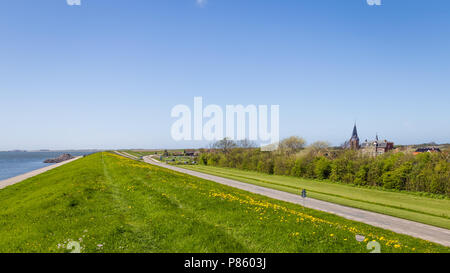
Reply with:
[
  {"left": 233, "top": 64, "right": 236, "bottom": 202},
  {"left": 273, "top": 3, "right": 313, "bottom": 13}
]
[
  {"left": 351, "top": 123, "right": 359, "bottom": 140},
  {"left": 349, "top": 123, "right": 360, "bottom": 150}
]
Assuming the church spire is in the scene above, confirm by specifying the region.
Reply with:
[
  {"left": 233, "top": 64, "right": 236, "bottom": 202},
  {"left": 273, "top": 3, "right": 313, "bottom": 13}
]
[
  {"left": 351, "top": 123, "right": 359, "bottom": 140},
  {"left": 349, "top": 123, "right": 360, "bottom": 150}
]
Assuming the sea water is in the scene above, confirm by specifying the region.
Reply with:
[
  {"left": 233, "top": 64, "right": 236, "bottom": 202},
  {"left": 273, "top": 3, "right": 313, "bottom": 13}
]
[{"left": 0, "top": 151, "right": 94, "bottom": 181}]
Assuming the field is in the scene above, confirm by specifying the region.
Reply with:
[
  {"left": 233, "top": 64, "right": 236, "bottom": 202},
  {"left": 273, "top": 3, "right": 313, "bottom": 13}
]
[
  {"left": 123, "top": 150, "right": 196, "bottom": 165},
  {"left": 121, "top": 150, "right": 159, "bottom": 158},
  {"left": 121, "top": 150, "right": 195, "bottom": 165},
  {"left": 0, "top": 152, "right": 448, "bottom": 253},
  {"left": 182, "top": 165, "right": 450, "bottom": 230},
  {"left": 160, "top": 156, "right": 196, "bottom": 165},
  {"left": 123, "top": 150, "right": 186, "bottom": 158}
]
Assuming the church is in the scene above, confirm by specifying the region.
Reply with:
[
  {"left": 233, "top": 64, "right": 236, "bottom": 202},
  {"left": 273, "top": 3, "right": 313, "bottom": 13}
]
[{"left": 346, "top": 124, "right": 394, "bottom": 156}]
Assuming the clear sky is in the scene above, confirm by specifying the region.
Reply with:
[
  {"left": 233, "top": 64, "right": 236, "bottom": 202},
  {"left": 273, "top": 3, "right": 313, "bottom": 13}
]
[{"left": 0, "top": 0, "right": 449, "bottom": 150}]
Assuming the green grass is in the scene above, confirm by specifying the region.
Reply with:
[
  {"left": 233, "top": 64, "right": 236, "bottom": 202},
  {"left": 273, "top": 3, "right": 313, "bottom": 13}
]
[
  {"left": 161, "top": 156, "right": 195, "bottom": 165},
  {"left": 182, "top": 165, "right": 450, "bottom": 230},
  {"left": 124, "top": 149, "right": 186, "bottom": 157},
  {"left": 122, "top": 150, "right": 155, "bottom": 158},
  {"left": 0, "top": 153, "right": 447, "bottom": 253}
]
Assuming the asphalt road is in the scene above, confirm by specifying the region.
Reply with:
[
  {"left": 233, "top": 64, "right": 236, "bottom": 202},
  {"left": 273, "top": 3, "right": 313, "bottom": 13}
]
[
  {"left": 142, "top": 156, "right": 450, "bottom": 247},
  {"left": 114, "top": 151, "right": 139, "bottom": 160}
]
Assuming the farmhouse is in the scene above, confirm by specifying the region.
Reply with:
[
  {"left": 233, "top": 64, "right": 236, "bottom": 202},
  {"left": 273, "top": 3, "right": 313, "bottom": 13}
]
[
  {"left": 184, "top": 149, "right": 197, "bottom": 156},
  {"left": 413, "top": 147, "right": 441, "bottom": 155}
]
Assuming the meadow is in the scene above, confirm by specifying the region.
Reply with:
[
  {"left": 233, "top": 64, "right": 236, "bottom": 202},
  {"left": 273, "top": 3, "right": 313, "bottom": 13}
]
[
  {"left": 0, "top": 152, "right": 447, "bottom": 253},
  {"left": 162, "top": 156, "right": 195, "bottom": 164},
  {"left": 122, "top": 150, "right": 158, "bottom": 158},
  {"left": 124, "top": 150, "right": 186, "bottom": 159},
  {"left": 123, "top": 150, "right": 196, "bottom": 165},
  {"left": 183, "top": 165, "right": 450, "bottom": 230}
]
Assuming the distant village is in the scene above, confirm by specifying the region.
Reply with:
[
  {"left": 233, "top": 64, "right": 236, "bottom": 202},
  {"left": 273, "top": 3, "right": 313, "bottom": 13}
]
[
  {"left": 126, "top": 123, "right": 447, "bottom": 163},
  {"left": 344, "top": 124, "right": 442, "bottom": 156}
]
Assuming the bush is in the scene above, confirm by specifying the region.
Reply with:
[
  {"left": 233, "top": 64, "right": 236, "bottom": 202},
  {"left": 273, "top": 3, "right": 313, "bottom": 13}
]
[
  {"left": 313, "top": 157, "right": 332, "bottom": 179},
  {"left": 354, "top": 165, "right": 369, "bottom": 186},
  {"left": 198, "top": 145, "right": 450, "bottom": 196}
]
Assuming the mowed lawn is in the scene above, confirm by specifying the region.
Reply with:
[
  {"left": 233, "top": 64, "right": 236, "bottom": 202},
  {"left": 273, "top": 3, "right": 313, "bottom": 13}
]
[
  {"left": 0, "top": 153, "right": 448, "bottom": 253},
  {"left": 182, "top": 165, "right": 450, "bottom": 230}
]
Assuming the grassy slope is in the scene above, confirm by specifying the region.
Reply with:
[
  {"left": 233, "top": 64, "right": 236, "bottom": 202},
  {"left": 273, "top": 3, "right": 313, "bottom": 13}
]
[
  {"left": 0, "top": 153, "right": 447, "bottom": 253},
  {"left": 121, "top": 150, "right": 146, "bottom": 158},
  {"left": 182, "top": 165, "right": 450, "bottom": 230}
]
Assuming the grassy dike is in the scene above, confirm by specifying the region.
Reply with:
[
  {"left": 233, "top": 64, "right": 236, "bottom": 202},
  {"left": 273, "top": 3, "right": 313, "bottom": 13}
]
[
  {"left": 0, "top": 152, "right": 448, "bottom": 253},
  {"left": 183, "top": 165, "right": 450, "bottom": 230}
]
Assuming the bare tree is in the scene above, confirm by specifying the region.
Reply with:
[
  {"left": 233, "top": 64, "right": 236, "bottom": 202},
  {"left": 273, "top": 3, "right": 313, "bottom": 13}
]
[
  {"left": 308, "top": 141, "right": 330, "bottom": 156},
  {"left": 279, "top": 136, "right": 306, "bottom": 155},
  {"left": 237, "top": 139, "right": 257, "bottom": 149},
  {"left": 310, "top": 141, "right": 330, "bottom": 150},
  {"left": 212, "top": 138, "right": 237, "bottom": 153}
]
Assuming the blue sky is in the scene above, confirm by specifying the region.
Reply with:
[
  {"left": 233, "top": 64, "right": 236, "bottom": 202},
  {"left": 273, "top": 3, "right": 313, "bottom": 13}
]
[{"left": 0, "top": 0, "right": 449, "bottom": 150}]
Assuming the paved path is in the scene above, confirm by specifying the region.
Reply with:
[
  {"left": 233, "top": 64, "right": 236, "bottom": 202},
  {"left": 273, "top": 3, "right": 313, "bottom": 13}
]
[
  {"left": 142, "top": 155, "right": 450, "bottom": 247},
  {"left": 114, "top": 151, "right": 139, "bottom": 160},
  {"left": 0, "top": 157, "right": 82, "bottom": 190}
]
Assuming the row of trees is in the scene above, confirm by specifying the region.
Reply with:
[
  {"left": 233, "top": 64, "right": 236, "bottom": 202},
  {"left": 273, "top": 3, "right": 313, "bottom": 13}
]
[{"left": 199, "top": 138, "right": 450, "bottom": 196}]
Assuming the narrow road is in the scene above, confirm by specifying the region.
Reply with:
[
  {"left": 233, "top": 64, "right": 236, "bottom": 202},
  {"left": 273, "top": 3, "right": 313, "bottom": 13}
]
[
  {"left": 142, "top": 156, "right": 450, "bottom": 247},
  {"left": 114, "top": 151, "right": 139, "bottom": 160},
  {"left": 0, "top": 157, "right": 82, "bottom": 190}
]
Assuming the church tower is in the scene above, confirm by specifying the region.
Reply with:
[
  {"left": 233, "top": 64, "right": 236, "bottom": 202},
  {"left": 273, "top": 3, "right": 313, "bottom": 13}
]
[{"left": 349, "top": 123, "right": 360, "bottom": 150}]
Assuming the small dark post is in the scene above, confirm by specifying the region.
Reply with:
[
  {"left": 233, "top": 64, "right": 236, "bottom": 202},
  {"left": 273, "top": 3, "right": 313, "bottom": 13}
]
[{"left": 301, "top": 189, "right": 307, "bottom": 207}]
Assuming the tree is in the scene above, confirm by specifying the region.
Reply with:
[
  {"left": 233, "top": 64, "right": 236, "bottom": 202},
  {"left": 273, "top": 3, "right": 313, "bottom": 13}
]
[
  {"left": 354, "top": 164, "right": 369, "bottom": 186},
  {"left": 279, "top": 136, "right": 306, "bottom": 155},
  {"left": 307, "top": 141, "right": 330, "bottom": 156},
  {"left": 313, "top": 156, "right": 332, "bottom": 179},
  {"left": 198, "top": 139, "right": 450, "bottom": 196},
  {"left": 310, "top": 141, "right": 330, "bottom": 151},
  {"left": 236, "top": 139, "right": 257, "bottom": 148},
  {"left": 212, "top": 138, "right": 237, "bottom": 153}
]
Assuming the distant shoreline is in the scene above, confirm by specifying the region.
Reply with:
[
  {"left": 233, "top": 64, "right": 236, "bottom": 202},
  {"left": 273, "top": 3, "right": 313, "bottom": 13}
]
[
  {"left": 0, "top": 157, "right": 81, "bottom": 190},
  {"left": 0, "top": 149, "right": 102, "bottom": 153},
  {"left": 0, "top": 151, "right": 92, "bottom": 181}
]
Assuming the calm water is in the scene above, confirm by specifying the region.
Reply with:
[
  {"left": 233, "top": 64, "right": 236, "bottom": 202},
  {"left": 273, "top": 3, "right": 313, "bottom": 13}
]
[{"left": 0, "top": 151, "right": 94, "bottom": 181}]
